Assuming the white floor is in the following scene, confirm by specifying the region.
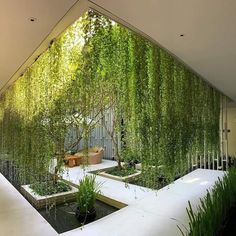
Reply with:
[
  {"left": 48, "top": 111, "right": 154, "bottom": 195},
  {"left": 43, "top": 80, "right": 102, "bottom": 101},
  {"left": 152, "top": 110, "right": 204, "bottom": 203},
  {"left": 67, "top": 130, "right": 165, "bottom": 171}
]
[
  {"left": 62, "top": 160, "right": 154, "bottom": 206},
  {"left": 0, "top": 173, "right": 58, "bottom": 236},
  {"left": 0, "top": 160, "right": 225, "bottom": 236},
  {"left": 61, "top": 166, "right": 225, "bottom": 236}
]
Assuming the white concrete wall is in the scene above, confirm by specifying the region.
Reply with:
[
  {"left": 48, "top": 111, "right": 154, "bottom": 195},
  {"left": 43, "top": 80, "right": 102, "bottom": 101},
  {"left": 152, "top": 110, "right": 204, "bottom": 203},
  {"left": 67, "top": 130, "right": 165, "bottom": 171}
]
[{"left": 227, "top": 106, "right": 236, "bottom": 156}]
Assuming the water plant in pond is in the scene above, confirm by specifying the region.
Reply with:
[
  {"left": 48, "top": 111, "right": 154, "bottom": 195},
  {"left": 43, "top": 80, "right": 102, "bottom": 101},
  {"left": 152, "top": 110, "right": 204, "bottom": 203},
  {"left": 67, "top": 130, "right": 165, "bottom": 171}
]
[{"left": 76, "top": 175, "right": 102, "bottom": 223}]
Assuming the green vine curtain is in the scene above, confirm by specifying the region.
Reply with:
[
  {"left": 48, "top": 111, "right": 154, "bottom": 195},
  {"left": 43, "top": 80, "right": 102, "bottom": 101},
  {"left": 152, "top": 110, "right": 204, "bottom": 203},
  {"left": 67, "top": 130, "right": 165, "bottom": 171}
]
[{"left": 0, "top": 10, "right": 222, "bottom": 186}]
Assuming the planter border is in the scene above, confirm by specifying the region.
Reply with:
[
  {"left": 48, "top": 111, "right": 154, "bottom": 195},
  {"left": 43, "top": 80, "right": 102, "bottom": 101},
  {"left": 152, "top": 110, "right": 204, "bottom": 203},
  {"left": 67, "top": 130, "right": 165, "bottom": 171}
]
[
  {"left": 21, "top": 181, "right": 77, "bottom": 209},
  {"left": 98, "top": 170, "right": 141, "bottom": 182}
]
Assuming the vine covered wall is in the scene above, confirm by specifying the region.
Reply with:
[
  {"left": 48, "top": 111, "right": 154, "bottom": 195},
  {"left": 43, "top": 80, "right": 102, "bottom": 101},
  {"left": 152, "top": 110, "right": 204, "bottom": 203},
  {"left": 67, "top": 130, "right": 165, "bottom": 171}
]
[{"left": 0, "top": 10, "right": 222, "bottom": 186}]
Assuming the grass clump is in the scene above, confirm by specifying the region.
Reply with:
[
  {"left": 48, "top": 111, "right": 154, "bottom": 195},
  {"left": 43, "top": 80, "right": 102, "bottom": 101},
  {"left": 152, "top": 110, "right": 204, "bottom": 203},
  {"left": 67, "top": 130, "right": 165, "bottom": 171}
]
[
  {"left": 179, "top": 167, "right": 236, "bottom": 236},
  {"left": 77, "top": 175, "right": 101, "bottom": 213}
]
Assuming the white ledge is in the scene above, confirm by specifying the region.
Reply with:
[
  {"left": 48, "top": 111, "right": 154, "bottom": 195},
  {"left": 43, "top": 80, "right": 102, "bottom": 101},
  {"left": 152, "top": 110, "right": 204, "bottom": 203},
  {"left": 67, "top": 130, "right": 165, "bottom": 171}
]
[{"left": 0, "top": 174, "right": 58, "bottom": 236}]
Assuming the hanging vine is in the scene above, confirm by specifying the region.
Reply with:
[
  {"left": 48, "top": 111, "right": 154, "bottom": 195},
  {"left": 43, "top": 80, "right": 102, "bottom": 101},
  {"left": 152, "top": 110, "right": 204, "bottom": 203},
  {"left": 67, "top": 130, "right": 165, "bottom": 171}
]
[{"left": 0, "top": 10, "right": 223, "bottom": 189}]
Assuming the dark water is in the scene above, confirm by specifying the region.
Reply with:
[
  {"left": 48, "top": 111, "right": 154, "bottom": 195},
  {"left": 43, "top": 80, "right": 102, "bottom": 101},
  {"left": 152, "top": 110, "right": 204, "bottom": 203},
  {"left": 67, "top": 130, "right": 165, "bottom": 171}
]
[
  {"left": 218, "top": 207, "right": 236, "bottom": 236},
  {"left": 39, "top": 200, "right": 118, "bottom": 234}
]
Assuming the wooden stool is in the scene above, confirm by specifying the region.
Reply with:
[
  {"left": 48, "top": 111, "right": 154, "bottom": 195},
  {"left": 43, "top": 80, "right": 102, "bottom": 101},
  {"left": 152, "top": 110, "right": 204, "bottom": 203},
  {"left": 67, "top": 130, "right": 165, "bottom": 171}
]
[{"left": 64, "top": 155, "right": 81, "bottom": 167}]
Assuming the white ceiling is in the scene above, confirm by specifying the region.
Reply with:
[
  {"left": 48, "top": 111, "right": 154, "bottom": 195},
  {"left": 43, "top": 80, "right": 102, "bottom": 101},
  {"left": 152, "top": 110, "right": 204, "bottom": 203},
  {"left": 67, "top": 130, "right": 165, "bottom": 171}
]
[
  {"left": 90, "top": 0, "right": 236, "bottom": 101},
  {"left": 0, "top": 0, "right": 79, "bottom": 90},
  {"left": 1, "top": 0, "right": 236, "bottom": 101}
]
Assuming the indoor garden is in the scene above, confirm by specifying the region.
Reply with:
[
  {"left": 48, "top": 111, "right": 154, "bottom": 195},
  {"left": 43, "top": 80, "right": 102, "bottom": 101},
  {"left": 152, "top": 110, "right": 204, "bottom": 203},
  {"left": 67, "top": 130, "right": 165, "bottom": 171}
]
[{"left": 0, "top": 9, "right": 234, "bottom": 236}]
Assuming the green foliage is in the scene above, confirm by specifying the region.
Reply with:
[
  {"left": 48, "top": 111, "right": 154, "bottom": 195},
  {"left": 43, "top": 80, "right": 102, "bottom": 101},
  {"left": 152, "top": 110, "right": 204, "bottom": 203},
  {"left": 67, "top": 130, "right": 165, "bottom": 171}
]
[
  {"left": 0, "top": 10, "right": 223, "bottom": 188},
  {"left": 77, "top": 175, "right": 101, "bottom": 213},
  {"left": 30, "top": 181, "right": 72, "bottom": 196},
  {"left": 180, "top": 168, "right": 236, "bottom": 236}
]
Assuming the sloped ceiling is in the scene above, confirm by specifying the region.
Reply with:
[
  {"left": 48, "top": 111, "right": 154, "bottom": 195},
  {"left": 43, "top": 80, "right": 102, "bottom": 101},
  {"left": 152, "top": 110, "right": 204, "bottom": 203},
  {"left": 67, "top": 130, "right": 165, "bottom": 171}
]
[
  {"left": 0, "top": 0, "right": 79, "bottom": 90},
  {"left": 1, "top": 0, "right": 236, "bottom": 101},
  {"left": 89, "top": 0, "right": 236, "bottom": 101}
]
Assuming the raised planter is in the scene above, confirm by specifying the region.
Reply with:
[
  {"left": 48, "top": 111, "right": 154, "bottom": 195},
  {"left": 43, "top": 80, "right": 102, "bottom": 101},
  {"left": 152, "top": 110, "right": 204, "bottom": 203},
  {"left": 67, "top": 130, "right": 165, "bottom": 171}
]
[
  {"left": 21, "top": 182, "right": 77, "bottom": 209},
  {"left": 98, "top": 170, "right": 141, "bottom": 182}
]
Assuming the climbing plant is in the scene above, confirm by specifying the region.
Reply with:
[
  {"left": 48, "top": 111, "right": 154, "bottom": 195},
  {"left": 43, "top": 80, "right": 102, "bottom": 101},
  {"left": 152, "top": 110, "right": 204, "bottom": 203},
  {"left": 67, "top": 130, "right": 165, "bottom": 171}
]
[{"left": 0, "top": 10, "right": 223, "bottom": 189}]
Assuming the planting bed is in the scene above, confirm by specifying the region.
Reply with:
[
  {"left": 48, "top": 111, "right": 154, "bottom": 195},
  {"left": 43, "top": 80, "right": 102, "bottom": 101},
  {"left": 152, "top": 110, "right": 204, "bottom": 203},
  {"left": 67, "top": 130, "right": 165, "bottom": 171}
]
[
  {"left": 21, "top": 182, "right": 77, "bottom": 209},
  {"left": 130, "top": 175, "right": 168, "bottom": 190}
]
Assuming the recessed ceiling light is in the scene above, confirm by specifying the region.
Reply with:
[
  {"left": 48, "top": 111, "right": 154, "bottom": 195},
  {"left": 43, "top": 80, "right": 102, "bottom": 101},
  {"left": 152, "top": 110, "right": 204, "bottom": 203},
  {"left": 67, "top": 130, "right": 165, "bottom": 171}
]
[{"left": 29, "top": 17, "right": 37, "bottom": 22}]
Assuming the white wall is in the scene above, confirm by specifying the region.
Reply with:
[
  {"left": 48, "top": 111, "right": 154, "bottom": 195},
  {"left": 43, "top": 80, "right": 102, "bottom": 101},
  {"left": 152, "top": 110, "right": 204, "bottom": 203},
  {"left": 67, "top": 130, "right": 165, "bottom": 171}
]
[{"left": 227, "top": 106, "right": 236, "bottom": 156}]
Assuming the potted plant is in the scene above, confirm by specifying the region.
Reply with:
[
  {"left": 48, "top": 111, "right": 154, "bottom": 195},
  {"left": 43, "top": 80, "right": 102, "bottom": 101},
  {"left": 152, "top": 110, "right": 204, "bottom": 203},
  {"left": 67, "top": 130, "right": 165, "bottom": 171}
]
[{"left": 75, "top": 175, "right": 101, "bottom": 223}]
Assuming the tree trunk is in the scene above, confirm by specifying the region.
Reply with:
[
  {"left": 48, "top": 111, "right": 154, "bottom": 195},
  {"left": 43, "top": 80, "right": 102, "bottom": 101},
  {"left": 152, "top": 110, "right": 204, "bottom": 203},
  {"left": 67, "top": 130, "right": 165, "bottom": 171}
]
[
  {"left": 113, "top": 136, "right": 122, "bottom": 169},
  {"left": 53, "top": 147, "right": 64, "bottom": 184}
]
